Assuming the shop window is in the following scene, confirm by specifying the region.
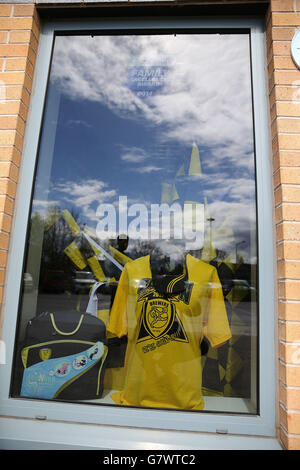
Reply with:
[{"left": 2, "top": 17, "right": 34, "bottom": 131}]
[
  {"left": 10, "top": 30, "right": 258, "bottom": 414},
  {"left": 1, "top": 19, "right": 275, "bottom": 437}
]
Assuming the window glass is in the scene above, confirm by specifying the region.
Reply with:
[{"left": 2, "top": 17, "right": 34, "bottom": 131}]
[{"left": 11, "top": 32, "right": 258, "bottom": 414}]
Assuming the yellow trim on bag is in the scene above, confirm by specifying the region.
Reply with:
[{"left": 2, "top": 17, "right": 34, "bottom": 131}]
[
  {"left": 97, "top": 345, "right": 108, "bottom": 395},
  {"left": 50, "top": 313, "right": 84, "bottom": 336},
  {"left": 21, "top": 348, "right": 29, "bottom": 369}
]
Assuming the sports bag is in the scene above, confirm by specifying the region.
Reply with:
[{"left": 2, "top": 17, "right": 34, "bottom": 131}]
[{"left": 19, "top": 310, "right": 108, "bottom": 400}]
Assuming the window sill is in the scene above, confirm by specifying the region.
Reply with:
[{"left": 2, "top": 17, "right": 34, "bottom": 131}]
[{"left": 0, "top": 416, "right": 282, "bottom": 450}]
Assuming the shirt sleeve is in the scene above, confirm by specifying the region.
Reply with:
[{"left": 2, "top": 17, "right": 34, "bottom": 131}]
[
  {"left": 107, "top": 265, "right": 129, "bottom": 338},
  {"left": 203, "top": 267, "right": 232, "bottom": 348}
]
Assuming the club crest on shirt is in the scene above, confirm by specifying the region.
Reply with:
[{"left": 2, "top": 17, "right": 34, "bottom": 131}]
[
  {"left": 136, "top": 296, "right": 189, "bottom": 347},
  {"left": 143, "top": 298, "right": 175, "bottom": 339}
]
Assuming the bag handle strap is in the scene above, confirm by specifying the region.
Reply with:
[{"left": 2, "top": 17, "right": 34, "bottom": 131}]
[{"left": 50, "top": 312, "right": 84, "bottom": 335}]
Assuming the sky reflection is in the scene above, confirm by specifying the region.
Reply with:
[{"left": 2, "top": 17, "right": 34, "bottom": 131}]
[{"left": 32, "top": 33, "right": 256, "bottom": 262}]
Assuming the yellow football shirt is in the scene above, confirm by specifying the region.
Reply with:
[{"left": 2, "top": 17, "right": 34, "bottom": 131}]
[{"left": 107, "top": 253, "right": 231, "bottom": 410}]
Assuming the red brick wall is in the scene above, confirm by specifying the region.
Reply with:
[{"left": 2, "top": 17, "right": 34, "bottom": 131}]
[
  {"left": 267, "top": 0, "right": 300, "bottom": 450},
  {"left": 0, "top": 3, "right": 39, "bottom": 332}
]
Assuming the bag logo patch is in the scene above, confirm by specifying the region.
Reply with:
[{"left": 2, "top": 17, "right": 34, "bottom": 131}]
[
  {"left": 137, "top": 297, "right": 189, "bottom": 349},
  {"left": 39, "top": 348, "right": 52, "bottom": 361}
]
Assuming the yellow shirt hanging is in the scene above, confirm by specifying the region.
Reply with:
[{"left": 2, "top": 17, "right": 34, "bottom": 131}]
[{"left": 107, "top": 254, "right": 231, "bottom": 410}]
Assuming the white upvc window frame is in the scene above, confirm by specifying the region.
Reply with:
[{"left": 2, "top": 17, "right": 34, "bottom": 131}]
[{"left": 0, "top": 17, "right": 279, "bottom": 449}]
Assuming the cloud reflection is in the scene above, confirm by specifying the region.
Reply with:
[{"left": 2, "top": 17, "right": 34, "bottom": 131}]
[
  {"left": 51, "top": 34, "right": 254, "bottom": 167},
  {"left": 44, "top": 33, "right": 257, "bottom": 262}
]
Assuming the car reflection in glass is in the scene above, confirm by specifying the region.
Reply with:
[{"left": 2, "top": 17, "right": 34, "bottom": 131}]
[
  {"left": 24, "top": 272, "right": 33, "bottom": 292},
  {"left": 72, "top": 271, "right": 96, "bottom": 294}
]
